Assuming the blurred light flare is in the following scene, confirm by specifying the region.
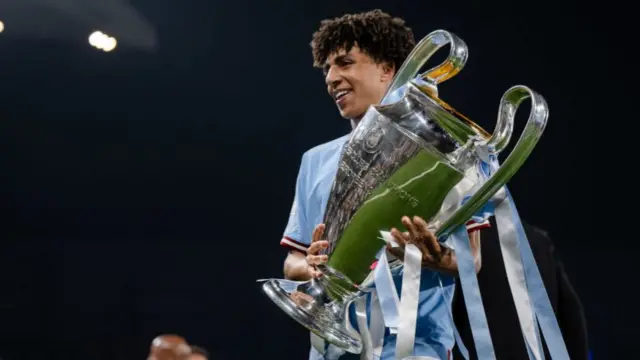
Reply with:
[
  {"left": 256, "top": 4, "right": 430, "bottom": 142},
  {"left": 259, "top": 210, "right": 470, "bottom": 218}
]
[{"left": 89, "top": 30, "right": 117, "bottom": 52}]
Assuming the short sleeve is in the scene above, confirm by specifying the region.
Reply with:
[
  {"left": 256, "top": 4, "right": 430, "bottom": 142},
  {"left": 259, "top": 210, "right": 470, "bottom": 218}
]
[{"left": 280, "top": 154, "right": 310, "bottom": 252}]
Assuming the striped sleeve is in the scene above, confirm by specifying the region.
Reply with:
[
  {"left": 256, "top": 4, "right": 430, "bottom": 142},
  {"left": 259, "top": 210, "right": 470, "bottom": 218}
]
[{"left": 280, "top": 236, "right": 310, "bottom": 252}]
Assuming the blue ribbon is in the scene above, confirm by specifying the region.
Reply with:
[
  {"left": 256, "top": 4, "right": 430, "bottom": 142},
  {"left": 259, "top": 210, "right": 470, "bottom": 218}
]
[
  {"left": 373, "top": 251, "right": 401, "bottom": 334},
  {"left": 447, "top": 148, "right": 571, "bottom": 360},
  {"left": 451, "top": 186, "right": 571, "bottom": 360},
  {"left": 505, "top": 187, "right": 570, "bottom": 360},
  {"left": 451, "top": 225, "right": 497, "bottom": 360}
]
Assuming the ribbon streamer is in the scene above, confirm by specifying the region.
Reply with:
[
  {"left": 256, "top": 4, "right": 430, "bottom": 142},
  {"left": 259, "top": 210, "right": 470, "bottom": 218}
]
[
  {"left": 449, "top": 147, "right": 541, "bottom": 360},
  {"left": 366, "top": 235, "right": 454, "bottom": 360},
  {"left": 451, "top": 148, "right": 570, "bottom": 360},
  {"left": 495, "top": 191, "right": 543, "bottom": 360},
  {"left": 395, "top": 243, "right": 424, "bottom": 359},
  {"left": 373, "top": 247, "right": 401, "bottom": 335},
  {"left": 451, "top": 225, "right": 497, "bottom": 360},
  {"left": 504, "top": 188, "right": 570, "bottom": 360},
  {"left": 260, "top": 152, "right": 570, "bottom": 360},
  {"left": 356, "top": 296, "right": 374, "bottom": 360},
  {"left": 366, "top": 232, "right": 433, "bottom": 360},
  {"left": 482, "top": 148, "right": 544, "bottom": 360}
]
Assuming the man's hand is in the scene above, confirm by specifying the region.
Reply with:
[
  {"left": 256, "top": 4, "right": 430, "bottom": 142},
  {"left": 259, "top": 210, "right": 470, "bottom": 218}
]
[
  {"left": 387, "top": 216, "right": 481, "bottom": 276},
  {"left": 283, "top": 224, "right": 329, "bottom": 281},
  {"left": 287, "top": 224, "right": 330, "bottom": 305},
  {"left": 305, "top": 223, "right": 329, "bottom": 278}
]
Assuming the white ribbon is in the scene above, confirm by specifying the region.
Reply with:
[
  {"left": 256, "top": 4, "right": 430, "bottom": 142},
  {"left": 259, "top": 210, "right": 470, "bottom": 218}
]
[
  {"left": 355, "top": 296, "right": 374, "bottom": 359},
  {"left": 450, "top": 224, "right": 496, "bottom": 360},
  {"left": 356, "top": 152, "right": 495, "bottom": 360},
  {"left": 373, "top": 245, "right": 401, "bottom": 335},
  {"left": 358, "top": 145, "right": 546, "bottom": 360},
  {"left": 262, "top": 142, "right": 569, "bottom": 360},
  {"left": 395, "top": 243, "right": 423, "bottom": 359},
  {"left": 369, "top": 291, "right": 385, "bottom": 358},
  {"left": 355, "top": 231, "right": 426, "bottom": 359},
  {"left": 460, "top": 145, "right": 544, "bottom": 359},
  {"left": 484, "top": 152, "right": 555, "bottom": 360},
  {"left": 495, "top": 192, "right": 543, "bottom": 360},
  {"left": 449, "top": 147, "right": 541, "bottom": 360},
  {"left": 451, "top": 145, "right": 570, "bottom": 360}
]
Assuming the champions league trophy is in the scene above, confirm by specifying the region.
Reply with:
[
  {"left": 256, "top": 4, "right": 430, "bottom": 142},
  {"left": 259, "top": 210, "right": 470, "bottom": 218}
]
[{"left": 261, "top": 29, "right": 567, "bottom": 360}]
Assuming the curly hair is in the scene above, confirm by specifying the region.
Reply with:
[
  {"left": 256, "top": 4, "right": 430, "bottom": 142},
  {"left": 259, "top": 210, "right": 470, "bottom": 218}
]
[{"left": 310, "top": 9, "right": 416, "bottom": 72}]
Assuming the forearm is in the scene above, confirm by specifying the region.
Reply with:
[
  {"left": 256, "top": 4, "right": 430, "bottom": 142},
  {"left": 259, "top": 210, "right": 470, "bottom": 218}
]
[{"left": 283, "top": 251, "right": 312, "bottom": 281}]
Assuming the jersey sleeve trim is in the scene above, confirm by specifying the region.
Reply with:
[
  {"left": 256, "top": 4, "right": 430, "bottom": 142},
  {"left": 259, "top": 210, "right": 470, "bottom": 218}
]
[{"left": 280, "top": 236, "right": 309, "bottom": 252}]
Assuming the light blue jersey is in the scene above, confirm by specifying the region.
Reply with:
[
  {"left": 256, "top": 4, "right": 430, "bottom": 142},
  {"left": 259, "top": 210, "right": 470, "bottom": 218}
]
[{"left": 280, "top": 133, "right": 489, "bottom": 360}]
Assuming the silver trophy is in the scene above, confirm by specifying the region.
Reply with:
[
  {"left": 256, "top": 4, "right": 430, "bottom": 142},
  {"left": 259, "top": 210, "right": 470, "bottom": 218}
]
[{"left": 262, "top": 29, "right": 548, "bottom": 354}]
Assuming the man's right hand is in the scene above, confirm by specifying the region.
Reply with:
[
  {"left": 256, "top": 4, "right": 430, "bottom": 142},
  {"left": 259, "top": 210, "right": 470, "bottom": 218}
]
[
  {"left": 283, "top": 223, "right": 330, "bottom": 281},
  {"left": 305, "top": 223, "right": 329, "bottom": 278}
]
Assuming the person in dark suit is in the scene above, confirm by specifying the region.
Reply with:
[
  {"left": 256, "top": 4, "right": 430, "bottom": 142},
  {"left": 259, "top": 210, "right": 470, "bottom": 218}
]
[{"left": 451, "top": 218, "right": 589, "bottom": 359}]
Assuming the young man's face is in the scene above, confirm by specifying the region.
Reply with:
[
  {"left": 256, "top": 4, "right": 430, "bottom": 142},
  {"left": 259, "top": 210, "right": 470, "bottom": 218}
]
[{"left": 323, "top": 45, "right": 395, "bottom": 121}]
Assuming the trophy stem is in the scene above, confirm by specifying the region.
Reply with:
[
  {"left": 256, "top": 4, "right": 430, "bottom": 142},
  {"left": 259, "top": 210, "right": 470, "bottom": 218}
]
[{"left": 261, "top": 267, "right": 364, "bottom": 354}]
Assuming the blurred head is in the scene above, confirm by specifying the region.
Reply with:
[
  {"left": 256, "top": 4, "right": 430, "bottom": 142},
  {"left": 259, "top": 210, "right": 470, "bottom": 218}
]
[
  {"left": 310, "top": 9, "right": 415, "bottom": 122},
  {"left": 147, "top": 334, "right": 192, "bottom": 360},
  {"left": 188, "top": 345, "right": 209, "bottom": 360}
]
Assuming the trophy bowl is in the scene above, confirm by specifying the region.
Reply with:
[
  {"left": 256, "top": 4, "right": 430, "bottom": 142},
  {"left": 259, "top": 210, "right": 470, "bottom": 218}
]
[{"left": 262, "top": 29, "right": 548, "bottom": 354}]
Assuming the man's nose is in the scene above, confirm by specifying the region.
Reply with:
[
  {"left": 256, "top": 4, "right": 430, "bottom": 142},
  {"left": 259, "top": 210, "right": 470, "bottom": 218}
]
[{"left": 325, "top": 68, "right": 342, "bottom": 88}]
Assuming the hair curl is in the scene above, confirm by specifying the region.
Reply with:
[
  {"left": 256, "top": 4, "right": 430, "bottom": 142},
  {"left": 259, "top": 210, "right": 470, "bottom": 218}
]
[{"left": 310, "top": 9, "right": 415, "bottom": 72}]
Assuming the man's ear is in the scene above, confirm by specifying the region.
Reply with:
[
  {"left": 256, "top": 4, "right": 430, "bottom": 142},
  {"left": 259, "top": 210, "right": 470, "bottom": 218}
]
[{"left": 380, "top": 62, "right": 396, "bottom": 82}]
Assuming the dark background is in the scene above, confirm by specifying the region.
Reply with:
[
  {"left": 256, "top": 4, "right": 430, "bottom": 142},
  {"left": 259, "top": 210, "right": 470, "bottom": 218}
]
[{"left": 0, "top": 0, "right": 628, "bottom": 359}]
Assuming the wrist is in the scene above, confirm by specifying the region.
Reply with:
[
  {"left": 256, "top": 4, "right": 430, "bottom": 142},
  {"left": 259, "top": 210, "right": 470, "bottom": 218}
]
[
  {"left": 284, "top": 264, "right": 311, "bottom": 281},
  {"left": 284, "top": 254, "right": 313, "bottom": 281},
  {"left": 474, "top": 256, "right": 482, "bottom": 273}
]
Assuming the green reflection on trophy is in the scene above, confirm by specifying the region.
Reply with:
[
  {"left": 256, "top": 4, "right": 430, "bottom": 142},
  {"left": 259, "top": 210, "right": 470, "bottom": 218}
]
[{"left": 261, "top": 29, "right": 548, "bottom": 354}]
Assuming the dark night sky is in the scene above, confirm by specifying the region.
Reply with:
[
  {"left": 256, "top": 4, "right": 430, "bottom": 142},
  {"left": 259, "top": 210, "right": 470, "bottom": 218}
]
[{"left": 0, "top": 0, "right": 629, "bottom": 358}]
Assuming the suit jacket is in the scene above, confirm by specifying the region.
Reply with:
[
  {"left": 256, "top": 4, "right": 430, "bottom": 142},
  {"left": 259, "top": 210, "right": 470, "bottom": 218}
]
[{"left": 451, "top": 218, "right": 589, "bottom": 360}]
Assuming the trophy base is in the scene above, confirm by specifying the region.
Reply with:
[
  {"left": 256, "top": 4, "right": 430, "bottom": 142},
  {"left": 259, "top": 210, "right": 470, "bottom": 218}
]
[{"left": 261, "top": 279, "right": 363, "bottom": 354}]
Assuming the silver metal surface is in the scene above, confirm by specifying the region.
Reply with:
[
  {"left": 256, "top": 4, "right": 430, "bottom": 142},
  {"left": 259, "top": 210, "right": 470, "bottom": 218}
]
[{"left": 262, "top": 29, "right": 549, "bottom": 354}]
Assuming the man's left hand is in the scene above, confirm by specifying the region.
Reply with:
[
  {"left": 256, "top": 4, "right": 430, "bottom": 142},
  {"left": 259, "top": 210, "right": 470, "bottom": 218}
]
[{"left": 387, "top": 215, "right": 479, "bottom": 276}]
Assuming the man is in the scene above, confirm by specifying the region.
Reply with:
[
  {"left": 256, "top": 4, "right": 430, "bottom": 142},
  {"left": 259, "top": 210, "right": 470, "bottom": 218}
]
[
  {"left": 451, "top": 219, "right": 589, "bottom": 359},
  {"left": 279, "top": 9, "right": 490, "bottom": 360}
]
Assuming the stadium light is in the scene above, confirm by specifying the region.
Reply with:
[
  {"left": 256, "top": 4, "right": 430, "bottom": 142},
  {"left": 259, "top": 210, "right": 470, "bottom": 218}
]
[
  {"left": 0, "top": 21, "right": 4, "bottom": 34},
  {"left": 89, "top": 31, "right": 117, "bottom": 52}
]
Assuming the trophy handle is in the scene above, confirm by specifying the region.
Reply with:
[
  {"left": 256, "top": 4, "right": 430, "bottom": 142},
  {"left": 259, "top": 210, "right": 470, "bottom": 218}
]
[
  {"left": 436, "top": 85, "right": 549, "bottom": 238},
  {"left": 382, "top": 29, "right": 469, "bottom": 102}
]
